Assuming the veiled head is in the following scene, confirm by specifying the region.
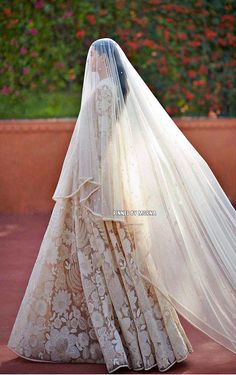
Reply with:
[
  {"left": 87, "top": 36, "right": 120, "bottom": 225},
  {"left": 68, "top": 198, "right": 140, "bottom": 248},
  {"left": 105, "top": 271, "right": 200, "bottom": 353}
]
[{"left": 85, "top": 38, "right": 129, "bottom": 104}]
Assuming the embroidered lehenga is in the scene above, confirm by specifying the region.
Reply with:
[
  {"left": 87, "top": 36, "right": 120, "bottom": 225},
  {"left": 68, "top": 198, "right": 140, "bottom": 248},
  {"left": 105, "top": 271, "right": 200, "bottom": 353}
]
[
  {"left": 8, "top": 194, "right": 193, "bottom": 373},
  {"left": 7, "top": 38, "right": 236, "bottom": 373}
]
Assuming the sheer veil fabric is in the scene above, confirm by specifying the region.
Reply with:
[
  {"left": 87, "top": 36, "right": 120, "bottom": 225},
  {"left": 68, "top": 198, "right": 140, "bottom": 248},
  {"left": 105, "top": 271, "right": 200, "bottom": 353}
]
[{"left": 52, "top": 38, "right": 236, "bottom": 355}]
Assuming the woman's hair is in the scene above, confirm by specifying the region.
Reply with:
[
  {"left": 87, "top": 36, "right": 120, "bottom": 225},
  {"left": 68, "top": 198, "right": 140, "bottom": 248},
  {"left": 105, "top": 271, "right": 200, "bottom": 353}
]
[{"left": 92, "top": 39, "right": 130, "bottom": 120}]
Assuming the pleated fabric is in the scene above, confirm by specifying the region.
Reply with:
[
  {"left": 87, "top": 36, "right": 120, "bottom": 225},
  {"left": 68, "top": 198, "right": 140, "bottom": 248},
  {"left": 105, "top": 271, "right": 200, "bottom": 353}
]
[{"left": 7, "top": 194, "right": 193, "bottom": 373}]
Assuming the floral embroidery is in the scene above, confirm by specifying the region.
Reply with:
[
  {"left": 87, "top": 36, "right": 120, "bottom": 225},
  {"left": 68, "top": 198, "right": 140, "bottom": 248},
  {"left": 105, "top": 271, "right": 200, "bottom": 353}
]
[
  {"left": 96, "top": 84, "right": 114, "bottom": 117},
  {"left": 94, "top": 82, "right": 115, "bottom": 166},
  {"left": 8, "top": 194, "right": 193, "bottom": 373}
]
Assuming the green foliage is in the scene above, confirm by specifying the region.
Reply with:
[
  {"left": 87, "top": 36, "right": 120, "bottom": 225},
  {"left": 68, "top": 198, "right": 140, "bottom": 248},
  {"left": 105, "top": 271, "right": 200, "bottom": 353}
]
[
  {"left": 0, "top": 0, "right": 235, "bottom": 118},
  {"left": 0, "top": 90, "right": 81, "bottom": 118}
]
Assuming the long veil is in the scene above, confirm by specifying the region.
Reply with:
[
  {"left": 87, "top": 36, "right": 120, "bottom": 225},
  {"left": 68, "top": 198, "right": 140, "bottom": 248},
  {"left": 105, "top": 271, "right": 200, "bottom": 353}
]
[{"left": 52, "top": 38, "right": 236, "bottom": 354}]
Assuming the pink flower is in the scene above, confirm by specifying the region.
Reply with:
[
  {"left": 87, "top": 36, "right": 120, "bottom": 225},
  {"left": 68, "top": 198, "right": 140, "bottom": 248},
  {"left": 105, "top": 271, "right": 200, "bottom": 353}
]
[
  {"left": 136, "top": 31, "right": 143, "bottom": 38},
  {"left": 86, "top": 15, "right": 96, "bottom": 25},
  {"left": 3, "top": 8, "right": 11, "bottom": 16},
  {"left": 185, "top": 91, "right": 194, "bottom": 101},
  {"left": 63, "top": 11, "right": 73, "bottom": 19},
  {"left": 29, "top": 28, "right": 38, "bottom": 35},
  {"left": 204, "top": 28, "right": 217, "bottom": 40},
  {"left": 182, "top": 56, "right": 191, "bottom": 65},
  {"left": 221, "top": 14, "right": 234, "bottom": 23},
  {"left": 147, "top": 59, "right": 153, "bottom": 65},
  {"left": 34, "top": 0, "right": 44, "bottom": 9},
  {"left": 76, "top": 30, "right": 85, "bottom": 38},
  {"left": 178, "top": 32, "right": 187, "bottom": 40},
  {"left": 22, "top": 67, "right": 29, "bottom": 75},
  {"left": 193, "top": 80, "right": 205, "bottom": 87},
  {"left": 187, "top": 70, "right": 197, "bottom": 78},
  {"left": 1, "top": 85, "right": 11, "bottom": 95},
  {"left": 20, "top": 47, "right": 27, "bottom": 55},
  {"left": 127, "top": 41, "right": 139, "bottom": 51}
]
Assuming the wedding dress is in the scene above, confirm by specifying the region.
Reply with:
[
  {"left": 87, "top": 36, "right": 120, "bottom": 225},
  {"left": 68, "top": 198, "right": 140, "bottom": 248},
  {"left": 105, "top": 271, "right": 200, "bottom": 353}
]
[{"left": 7, "top": 38, "right": 236, "bottom": 373}]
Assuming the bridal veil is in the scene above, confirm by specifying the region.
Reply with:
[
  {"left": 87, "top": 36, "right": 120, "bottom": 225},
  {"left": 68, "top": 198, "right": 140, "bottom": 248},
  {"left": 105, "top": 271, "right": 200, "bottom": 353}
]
[{"left": 52, "top": 38, "right": 236, "bottom": 354}]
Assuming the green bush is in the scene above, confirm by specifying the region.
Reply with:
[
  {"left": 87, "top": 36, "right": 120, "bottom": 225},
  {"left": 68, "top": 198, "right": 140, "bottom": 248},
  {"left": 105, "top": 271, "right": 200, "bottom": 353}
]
[{"left": 0, "top": 0, "right": 235, "bottom": 118}]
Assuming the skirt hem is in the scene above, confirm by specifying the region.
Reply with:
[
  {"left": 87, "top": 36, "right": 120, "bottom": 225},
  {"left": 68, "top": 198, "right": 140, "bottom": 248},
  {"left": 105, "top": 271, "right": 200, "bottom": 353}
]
[{"left": 7, "top": 343, "right": 192, "bottom": 373}]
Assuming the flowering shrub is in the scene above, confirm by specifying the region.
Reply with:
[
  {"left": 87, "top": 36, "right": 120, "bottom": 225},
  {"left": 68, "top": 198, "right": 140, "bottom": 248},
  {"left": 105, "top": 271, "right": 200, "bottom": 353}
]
[{"left": 0, "top": 0, "right": 235, "bottom": 117}]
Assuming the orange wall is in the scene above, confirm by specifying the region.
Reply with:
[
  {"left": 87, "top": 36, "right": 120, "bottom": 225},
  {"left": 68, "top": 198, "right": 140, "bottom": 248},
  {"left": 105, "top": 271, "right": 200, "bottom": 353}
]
[{"left": 0, "top": 118, "right": 235, "bottom": 214}]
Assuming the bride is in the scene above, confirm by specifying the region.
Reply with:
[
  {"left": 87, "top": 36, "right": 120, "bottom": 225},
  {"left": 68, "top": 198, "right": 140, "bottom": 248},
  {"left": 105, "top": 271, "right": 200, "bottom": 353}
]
[{"left": 7, "top": 37, "right": 236, "bottom": 373}]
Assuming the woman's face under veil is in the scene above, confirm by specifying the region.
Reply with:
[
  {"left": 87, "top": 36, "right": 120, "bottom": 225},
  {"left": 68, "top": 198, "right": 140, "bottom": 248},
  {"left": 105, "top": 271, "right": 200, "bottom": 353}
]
[{"left": 89, "top": 45, "right": 111, "bottom": 81}]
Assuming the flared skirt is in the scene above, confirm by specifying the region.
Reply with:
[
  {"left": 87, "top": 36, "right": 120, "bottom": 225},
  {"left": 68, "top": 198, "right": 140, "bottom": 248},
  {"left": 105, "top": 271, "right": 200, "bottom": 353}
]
[{"left": 7, "top": 194, "right": 193, "bottom": 373}]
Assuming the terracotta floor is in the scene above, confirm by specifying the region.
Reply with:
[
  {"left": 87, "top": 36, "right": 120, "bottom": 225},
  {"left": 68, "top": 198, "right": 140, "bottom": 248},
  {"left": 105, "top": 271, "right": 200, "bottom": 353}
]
[{"left": 0, "top": 212, "right": 235, "bottom": 374}]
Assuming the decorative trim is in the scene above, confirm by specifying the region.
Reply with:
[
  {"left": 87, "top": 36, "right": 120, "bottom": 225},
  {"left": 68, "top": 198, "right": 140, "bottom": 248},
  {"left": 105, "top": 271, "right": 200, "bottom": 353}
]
[{"left": 0, "top": 117, "right": 235, "bottom": 133}]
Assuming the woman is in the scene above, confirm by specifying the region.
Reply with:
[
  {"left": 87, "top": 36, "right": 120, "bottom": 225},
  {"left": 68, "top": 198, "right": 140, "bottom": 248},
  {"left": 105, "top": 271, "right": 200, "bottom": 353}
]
[{"left": 7, "top": 38, "right": 236, "bottom": 373}]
